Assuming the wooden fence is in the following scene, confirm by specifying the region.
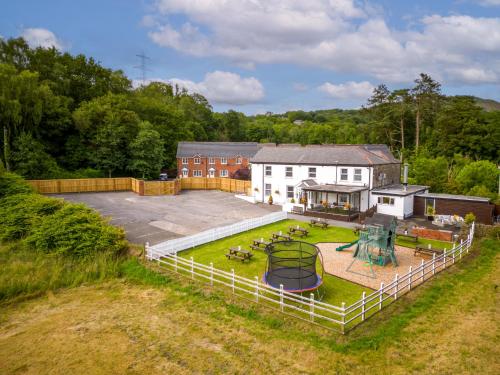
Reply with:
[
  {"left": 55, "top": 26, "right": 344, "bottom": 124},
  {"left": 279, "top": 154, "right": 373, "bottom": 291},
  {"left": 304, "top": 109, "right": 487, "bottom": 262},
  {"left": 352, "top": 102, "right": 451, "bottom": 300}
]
[
  {"left": 180, "top": 177, "right": 251, "bottom": 194},
  {"left": 27, "top": 177, "right": 249, "bottom": 196}
]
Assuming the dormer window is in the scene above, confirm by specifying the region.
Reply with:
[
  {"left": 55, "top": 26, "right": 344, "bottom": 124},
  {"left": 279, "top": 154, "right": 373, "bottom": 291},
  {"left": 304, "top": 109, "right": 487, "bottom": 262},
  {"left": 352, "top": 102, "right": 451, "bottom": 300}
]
[
  {"left": 221, "top": 157, "right": 227, "bottom": 164},
  {"left": 236, "top": 156, "right": 242, "bottom": 164},
  {"left": 194, "top": 157, "right": 201, "bottom": 164},
  {"left": 209, "top": 157, "right": 215, "bottom": 164},
  {"left": 181, "top": 157, "right": 188, "bottom": 164}
]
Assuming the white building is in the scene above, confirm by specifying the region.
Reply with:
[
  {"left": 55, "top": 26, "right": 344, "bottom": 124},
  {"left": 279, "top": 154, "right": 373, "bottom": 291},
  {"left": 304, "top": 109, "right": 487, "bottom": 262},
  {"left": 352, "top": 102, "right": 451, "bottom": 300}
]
[{"left": 250, "top": 144, "right": 425, "bottom": 220}]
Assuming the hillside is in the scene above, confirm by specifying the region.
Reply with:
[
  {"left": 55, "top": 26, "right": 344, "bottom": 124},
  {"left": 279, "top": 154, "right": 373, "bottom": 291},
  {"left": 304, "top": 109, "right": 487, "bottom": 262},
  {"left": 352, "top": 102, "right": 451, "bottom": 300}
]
[{"left": 474, "top": 97, "right": 500, "bottom": 112}]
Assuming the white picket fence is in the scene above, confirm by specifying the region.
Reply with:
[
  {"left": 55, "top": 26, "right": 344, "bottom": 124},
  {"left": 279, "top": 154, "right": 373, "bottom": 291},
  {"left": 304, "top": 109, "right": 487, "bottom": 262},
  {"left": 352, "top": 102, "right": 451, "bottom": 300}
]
[
  {"left": 146, "top": 223, "right": 475, "bottom": 333},
  {"left": 149, "top": 211, "right": 287, "bottom": 256}
]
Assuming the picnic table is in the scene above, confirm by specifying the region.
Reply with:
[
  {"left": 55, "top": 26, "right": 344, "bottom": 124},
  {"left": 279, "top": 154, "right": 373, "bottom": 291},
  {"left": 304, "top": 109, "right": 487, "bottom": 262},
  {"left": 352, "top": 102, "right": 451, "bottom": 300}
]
[
  {"left": 288, "top": 225, "right": 309, "bottom": 237},
  {"left": 226, "top": 246, "right": 253, "bottom": 262},
  {"left": 397, "top": 232, "right": 418, "bottom": 243},
  {"left": 309, "top": 218, "right": 329, "bottom": 229},
  {"left": 271, "top": 231, "right": 292, "bottom": 241},
  {"left": 251, "top": 238, "right": 271, "bottom": 251},
  {"left": 414, "top": 245, "right": 444, "bottom": 258}
]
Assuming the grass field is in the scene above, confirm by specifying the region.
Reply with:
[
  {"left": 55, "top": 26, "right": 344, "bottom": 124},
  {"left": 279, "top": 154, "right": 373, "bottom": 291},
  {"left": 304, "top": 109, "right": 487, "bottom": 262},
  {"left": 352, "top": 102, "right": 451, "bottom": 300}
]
[
  {"left": 178, "top": 219, "right": 452, "bottom": 306},
  {"left": 0, "top": 235, "right": 498, "bottom": 374}
]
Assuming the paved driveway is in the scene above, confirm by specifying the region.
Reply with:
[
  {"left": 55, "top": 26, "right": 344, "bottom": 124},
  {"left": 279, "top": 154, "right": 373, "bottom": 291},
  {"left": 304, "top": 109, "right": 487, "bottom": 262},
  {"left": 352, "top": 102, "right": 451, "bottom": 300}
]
[{"left": 54, "top": 190, "right": 280, "bottom": 245}]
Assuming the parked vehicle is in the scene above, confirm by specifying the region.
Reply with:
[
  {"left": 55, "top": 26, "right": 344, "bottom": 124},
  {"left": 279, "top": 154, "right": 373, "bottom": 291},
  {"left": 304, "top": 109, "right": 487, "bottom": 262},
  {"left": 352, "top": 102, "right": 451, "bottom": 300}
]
[{"left": 159, "top": 173, "right": 168, "bottom": 181}]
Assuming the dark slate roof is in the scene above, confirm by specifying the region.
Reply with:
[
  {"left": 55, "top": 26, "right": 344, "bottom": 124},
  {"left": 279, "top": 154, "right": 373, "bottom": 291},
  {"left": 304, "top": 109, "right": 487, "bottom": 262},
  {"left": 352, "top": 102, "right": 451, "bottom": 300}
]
[
  {"left": 416, "top": 193, "right": 491, "bottom": 203},
  {"left": 371, "top": 184, "right": 428, "bottom": 197},
  {"left": 250, "top": 144, "right": 399, "bottom": 166},
  {"left": 364, "top": 213, "right": 398, "bottom": 230},
  {"left": 176, "top": 142, "right": 262, "bottom": 158}
]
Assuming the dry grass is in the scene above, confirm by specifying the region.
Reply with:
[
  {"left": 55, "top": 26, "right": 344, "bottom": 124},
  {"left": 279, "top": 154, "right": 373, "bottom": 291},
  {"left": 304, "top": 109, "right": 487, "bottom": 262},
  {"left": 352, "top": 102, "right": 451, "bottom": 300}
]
[{"left": 0, "top": 239, "right": 498, "bottom": 375}]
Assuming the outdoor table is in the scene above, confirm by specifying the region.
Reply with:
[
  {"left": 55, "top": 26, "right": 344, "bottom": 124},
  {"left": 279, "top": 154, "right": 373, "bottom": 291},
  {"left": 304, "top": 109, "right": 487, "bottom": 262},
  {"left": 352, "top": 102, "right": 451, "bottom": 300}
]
[
  {"left": 251, "top": 238, "right": 271, "bottom": 250},
  {"left": 271, "top": 231, "right": 292, "bottom": 241},
  {"left": 288, "top": 225, "right": 309, "bottom": 237},
  {"left": 226, "top": 246, "right": 253, "bottom": 262},
  {"left": 309, "top": 218, "right": 329, "bottom": 229}
]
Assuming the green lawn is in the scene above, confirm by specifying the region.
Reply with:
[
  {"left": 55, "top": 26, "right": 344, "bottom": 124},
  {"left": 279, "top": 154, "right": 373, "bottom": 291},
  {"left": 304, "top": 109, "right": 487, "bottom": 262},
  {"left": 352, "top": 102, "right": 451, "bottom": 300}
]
[{"left": 178, "top": 219, "right": 453, "bottom": 306}]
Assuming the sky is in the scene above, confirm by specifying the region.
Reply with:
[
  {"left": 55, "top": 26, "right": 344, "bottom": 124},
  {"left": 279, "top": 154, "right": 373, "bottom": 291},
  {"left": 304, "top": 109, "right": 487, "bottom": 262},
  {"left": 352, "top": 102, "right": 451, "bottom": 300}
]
[{"left": 1, "top": 0, "right": 499, "bottom": 114}]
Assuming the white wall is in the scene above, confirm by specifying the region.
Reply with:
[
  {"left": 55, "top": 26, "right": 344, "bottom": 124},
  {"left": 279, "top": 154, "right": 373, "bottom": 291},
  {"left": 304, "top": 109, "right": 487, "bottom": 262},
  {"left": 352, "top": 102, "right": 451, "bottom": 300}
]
[
  {"left": 251, "top": 163, "right": 371, "bottom": 205},
  {"left": 375, "top": 195, "right": 405, "bottom": 219}
]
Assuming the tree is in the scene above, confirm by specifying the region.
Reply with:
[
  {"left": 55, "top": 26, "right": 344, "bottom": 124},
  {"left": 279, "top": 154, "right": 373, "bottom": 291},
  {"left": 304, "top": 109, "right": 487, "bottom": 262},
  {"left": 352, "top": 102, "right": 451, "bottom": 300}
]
[
  {"left": 128, "top": 122, "right": 164, "bottom": 179},
  {"left": 455, "top": 160, "right": 499, "bottom": 194},
  {"left": 11, "top": 133, "right": 61, "bottom": 178},
  {"left": 388, "top": 89, "right": 413, "bottom": 156},
  {"left": 410, "top": 156, "right": 449, "bottom": 192},
  {"left": 94, "top": 124, "right": 128, "bottom": 178},
  {"left": 411, "top": 74, "right": 441, "bottom": 152}
]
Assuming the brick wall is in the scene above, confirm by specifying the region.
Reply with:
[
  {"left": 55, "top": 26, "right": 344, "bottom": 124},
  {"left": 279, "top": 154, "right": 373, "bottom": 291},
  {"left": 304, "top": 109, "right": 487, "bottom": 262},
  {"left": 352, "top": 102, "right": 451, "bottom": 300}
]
[
  {"left": 411, "top": 227, "right": 453, "bottom": 242},
  {"left": 177, "top": 156, "right": 249, "bottom": 178}
]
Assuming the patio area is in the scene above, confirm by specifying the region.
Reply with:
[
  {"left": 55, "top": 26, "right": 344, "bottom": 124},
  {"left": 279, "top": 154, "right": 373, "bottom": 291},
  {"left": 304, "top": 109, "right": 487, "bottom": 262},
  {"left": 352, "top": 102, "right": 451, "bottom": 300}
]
[{"left": 318, "top": 242, "right": 441, "bottom": 290}]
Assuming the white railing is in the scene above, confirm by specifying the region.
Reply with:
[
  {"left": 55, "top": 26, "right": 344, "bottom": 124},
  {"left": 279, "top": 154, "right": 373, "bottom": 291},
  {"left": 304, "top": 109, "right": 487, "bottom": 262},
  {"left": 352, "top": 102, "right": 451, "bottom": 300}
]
[
  {"left": 146, "top": 223, "right": 475, "bottom": 333},
  {"left": 149, "top": 211, "right": 287, "bottom": 256}
]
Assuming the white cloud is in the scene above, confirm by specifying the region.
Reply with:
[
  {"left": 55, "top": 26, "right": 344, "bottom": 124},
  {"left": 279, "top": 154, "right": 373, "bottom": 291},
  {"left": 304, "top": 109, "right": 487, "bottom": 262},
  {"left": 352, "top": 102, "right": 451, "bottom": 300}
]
[
  {"left": 145, "top": 1, "right": 500, "bottom": 85},
  {"left": 318, "top": 81, "right": 374, "bottom": 99},
  {"left": 21, "top": 28, "right": 63, "bottom": 50},
  {"left": 135, "top": 71, "right": 265, "bottom": 105},
  {"left": 476, "top": 0, "right": 500, "bottom": 6}
]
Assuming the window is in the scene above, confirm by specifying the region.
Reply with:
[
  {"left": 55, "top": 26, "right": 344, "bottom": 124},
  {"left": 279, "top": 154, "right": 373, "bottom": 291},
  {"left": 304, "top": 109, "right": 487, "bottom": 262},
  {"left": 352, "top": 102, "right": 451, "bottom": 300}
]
[
  {"left": 340, "top": 168, "right": 348, "bottom": 181},
  {"left": 220, "top": 157, "right": 227, "bottom": 164},
  {"left": 193, "top": 170, "right": 202, "bottom": 177},
  {"left": 220, "top": 170, "right": 228, "bottom": 177},
  {"left": 339, "top": 194, "right": 349, "bottom": 204},
  {"left": 377, "top": 196, "right": 395, "bottom": 205},
  {"left": 236, "top": 157, "right": 242, "bottom": 164},
  {"left": 286, "top": 186, "right": 294, "bottom": 199},
  {"left": 194, "top": 157, "right": 201, "bottom": 164},
  {"left": 182, "top": 168, "right": 188, "bottom": 177},
  {"left": 285, "top": 166, "right": 293, "bottom": 178},
  {"left": 265, "top": 183, "right": 272, "bottom": 196},
  {"left": 181, "top": 157, "right": 188, "bottom": 164},
  {"left": 208, "top": 157, "right": 215, "bottom": 164},
  {"left": 265, "top": 166, "right": 272, "bottom": 176},
  {"left": 354, "top": 168, "right": 362, "bottom": 182},
  {"left": 308, "top": 167, "right": 316, "bottom": 178}
]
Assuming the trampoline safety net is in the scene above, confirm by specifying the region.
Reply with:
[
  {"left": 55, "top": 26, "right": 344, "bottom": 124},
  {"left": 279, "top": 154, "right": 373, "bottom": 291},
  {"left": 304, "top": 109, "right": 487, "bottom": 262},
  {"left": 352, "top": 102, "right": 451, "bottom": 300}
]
[{"left": 264, "top": 241, "right": 322, "bottom": 292}]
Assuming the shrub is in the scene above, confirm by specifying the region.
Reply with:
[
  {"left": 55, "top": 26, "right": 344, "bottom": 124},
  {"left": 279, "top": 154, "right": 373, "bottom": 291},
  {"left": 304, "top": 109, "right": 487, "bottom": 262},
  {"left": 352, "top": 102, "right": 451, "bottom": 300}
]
[
  {"left": 0, "top": 173, "right": 34, "bottom": 198},
  {"left": 0, "top": 194, "right": 63, "bottom": 241},
  {"left": 464, "top": 212, "right": 476, "bottom": 225},
  {"left": 25, "top": 203, "right": 128, "bottom": 258}
]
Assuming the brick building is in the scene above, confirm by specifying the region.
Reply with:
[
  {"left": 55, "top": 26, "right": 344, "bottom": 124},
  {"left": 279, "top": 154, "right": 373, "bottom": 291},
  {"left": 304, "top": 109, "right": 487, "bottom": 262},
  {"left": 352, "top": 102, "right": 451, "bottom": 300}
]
[{"left": 176, "top": 142, "right": 262, "bottom": 179}]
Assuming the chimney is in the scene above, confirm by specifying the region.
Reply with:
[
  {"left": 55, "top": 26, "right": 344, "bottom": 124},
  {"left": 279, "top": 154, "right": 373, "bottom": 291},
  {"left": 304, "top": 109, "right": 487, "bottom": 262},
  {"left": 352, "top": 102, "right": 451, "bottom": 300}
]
[{"left": 403, "top": 163, "right": 409, "bottom": 191}]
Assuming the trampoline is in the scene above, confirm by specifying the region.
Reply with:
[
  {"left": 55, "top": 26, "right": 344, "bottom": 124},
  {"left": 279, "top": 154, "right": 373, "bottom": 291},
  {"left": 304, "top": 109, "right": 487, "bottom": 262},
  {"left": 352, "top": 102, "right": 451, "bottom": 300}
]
[{"left": 263, "top": 240, "right": 324, "bottom": 293}]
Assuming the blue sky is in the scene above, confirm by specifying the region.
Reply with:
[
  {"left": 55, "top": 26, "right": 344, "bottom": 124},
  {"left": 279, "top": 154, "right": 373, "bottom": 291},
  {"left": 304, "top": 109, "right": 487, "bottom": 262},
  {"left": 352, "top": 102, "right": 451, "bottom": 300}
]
[{"left": 1, "top": 0, "right": 499, "bottom": 114}]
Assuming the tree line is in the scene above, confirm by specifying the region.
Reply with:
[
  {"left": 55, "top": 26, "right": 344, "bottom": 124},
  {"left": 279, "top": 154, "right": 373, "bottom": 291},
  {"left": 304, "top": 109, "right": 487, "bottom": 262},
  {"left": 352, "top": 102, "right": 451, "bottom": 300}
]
[{"left": 0, "top": 37, "right": 498, "bottom": 200}]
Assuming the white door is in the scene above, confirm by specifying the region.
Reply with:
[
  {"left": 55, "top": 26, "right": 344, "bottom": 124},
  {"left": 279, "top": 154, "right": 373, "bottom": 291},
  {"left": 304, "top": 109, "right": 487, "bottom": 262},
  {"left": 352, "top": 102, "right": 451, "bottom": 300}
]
[{"left": 209, "top": 169, "right": 215, "bottom": 178}]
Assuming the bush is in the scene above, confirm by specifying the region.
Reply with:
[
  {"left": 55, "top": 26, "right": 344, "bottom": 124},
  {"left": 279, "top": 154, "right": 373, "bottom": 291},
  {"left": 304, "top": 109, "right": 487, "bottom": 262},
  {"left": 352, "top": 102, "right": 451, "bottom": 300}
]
[
  {"left": 464, "top": 212, "right": 476, "bottom": 225},
  {"left": 0, "top": 173, "right": 34, "bottom": 198},
  {"left": 25, "top": 203, "right": 128, "bottom": 258},
  {"left": 0, "top": 193, "right": 63, "bottom": 241}
]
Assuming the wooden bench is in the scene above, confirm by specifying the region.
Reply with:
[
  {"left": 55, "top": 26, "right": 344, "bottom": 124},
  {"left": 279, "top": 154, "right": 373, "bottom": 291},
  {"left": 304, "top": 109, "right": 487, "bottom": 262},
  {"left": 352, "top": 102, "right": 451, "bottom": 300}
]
[
  {"left": 309, "top": 218, "right": 329, "bottom": 229},
  {"left": 251, "top": 238, "right": 271, "bottom": 251},
  {"left": 397, "top": 232, "right": 418, "bottom": 243},
  {"left": 271, "top": 232, "right": 292, "bottom": 241},
  {"left": 414, "top": 246, "right": 444, "bottom": 258},
  {"left": 291, "top": 206, "right": 304, "bottom": 215},
  {"left": 226, "top": 247, "right": 253, "bottom": 262},
  {"left": 288, "top": 226, "right": 309, "bottom": 237}
]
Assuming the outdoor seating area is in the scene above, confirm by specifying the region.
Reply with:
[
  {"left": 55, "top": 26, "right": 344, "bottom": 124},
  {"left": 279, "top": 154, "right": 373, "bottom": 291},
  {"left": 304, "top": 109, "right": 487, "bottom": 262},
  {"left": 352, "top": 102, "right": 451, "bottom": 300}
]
[
  {"left": 288, "top": 225, "right": 309, "bottom": 237},
  {"left": 309, "top": 218, "right": 329, "bottom": 229},
  {"left": 226, "top": 246, "right": 254, "bottom": 262}
]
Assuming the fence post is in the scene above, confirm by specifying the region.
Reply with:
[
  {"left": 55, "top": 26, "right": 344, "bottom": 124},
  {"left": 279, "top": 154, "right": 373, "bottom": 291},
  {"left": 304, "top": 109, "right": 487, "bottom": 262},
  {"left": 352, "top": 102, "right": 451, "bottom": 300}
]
[
  {"left": 443, "top": 249, "right": 447, "bottom": 269},
  {"left": 210, "top": 262, "right": 214, "bottom": 286},
  {"left": 341, "top": 302, "right": 346, "bottom": 334},
  {"left": 144, "top": 242, "right": 150, "bottom": 260},
  {"left": 432, "top": 253, "right": 436, "bottom": 275},
  {"left": 452, "top": 246, "right": 456, "bottom": 264},
  {"left": 394, "top": 274, "right": 399, "bottom": 300},
  {"left": 190, "top": 257, "right": 194, "bottom": 279},
  {"left": 254, "top": 276, "right": 259, "bottom": 302},
  {"left": 361, "top": 291, "right": 366, "bottom": 321},
  {"left": 280, "top": 284, "right": 284, "bottom": 312},
  {"left": 174, "top": 253, "right": 178, "bottom": 272},
  {"left": 310, "top": 293, "right": 315, "bottom": 322},
  {"left": 408, "top": 266, "right": 413, "bottom": 291},
  {"left": 231, "top": 269, "right": 235, "bottom": 293},
  {"left": 421, "top": 259, "right": 425, "bottom": 282},
  {"left": 379, "top": 282, "right": 384, "bottom": 310}
]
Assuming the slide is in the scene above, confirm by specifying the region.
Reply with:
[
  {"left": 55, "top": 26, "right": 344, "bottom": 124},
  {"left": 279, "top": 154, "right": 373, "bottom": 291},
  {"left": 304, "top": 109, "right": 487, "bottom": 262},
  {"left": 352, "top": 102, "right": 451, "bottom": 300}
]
[{"left": 336, "top": 240, "right": 359, "bottom": 252}]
